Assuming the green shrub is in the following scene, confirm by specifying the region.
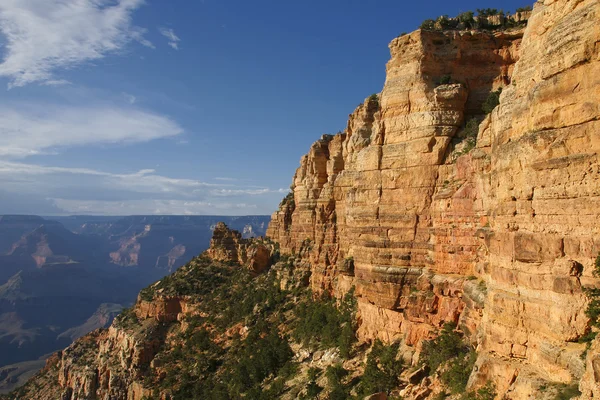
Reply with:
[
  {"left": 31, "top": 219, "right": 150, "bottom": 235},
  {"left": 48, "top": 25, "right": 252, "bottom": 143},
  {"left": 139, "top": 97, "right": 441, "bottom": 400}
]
[
  {"left": 421, "top": 323, "right": 477, "bottom": 394},
  {"left": 477, "top": 8, "right": 499, "bottom": 17},
  {"left": 442, "top": 350, "right": 476, "bottom": 393},
  {"left": 460, "top": 382, "right": 497, "bottom": 400},
  {"left": 356, "top": 340, "right": 403, "bottom": 396},
  {"left": 437, "top": 15, "right": 454, "bottom": 30},
  {"left": 368, "top": 93, "right": 380, "bottom": 109},
  {"left": 553, "top": 383, "right": 581, "bottom": 400},
  {"left": 420, "top": 323, "right": 468, "bottom": 372},
  {"left": 482, "top": 88, "right": 502, "bottom": 114},
  {"left": 516, "top": 6, "right": 532, "bottom": 12},
  {"left": 421, "top": 19, "right": 436, "bottom": 30},
  {"left": 438, "top": 75, "right": 452, "bottom": 85},
  {"left": 293, "top": 288, "right": 357, "bottom": 358},
  {"left": 458, "top": 11, "right": 475, "bottom": 28},
  {"left": 326, "top": 364, "right": 351, "bottom": 400},
  {"left": 113, "top": 307, "right": 139, "bottom": 329}
]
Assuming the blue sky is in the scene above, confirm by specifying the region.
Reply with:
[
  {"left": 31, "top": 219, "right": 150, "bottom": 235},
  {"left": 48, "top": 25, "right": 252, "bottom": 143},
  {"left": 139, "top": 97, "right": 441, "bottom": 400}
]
[{"left": 0, "top": 0, "right": 530, "bottom": 216}]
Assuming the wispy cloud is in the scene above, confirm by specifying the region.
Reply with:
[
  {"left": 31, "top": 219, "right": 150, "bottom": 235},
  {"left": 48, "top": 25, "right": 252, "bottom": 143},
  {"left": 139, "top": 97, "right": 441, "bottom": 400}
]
[
  {"left": 209, "top": 188, "right": 288, "bottom": 197},
  {"left": 159, "top": 27, "right": 181, "bottom": 50},
  {"left": 0, "top": 103, "right": 183, "bottom": 158},
  {"left": 0, "top": 160, "right": 284, "bottom": 215},
  {"left": 122, "top": 92, "right": 137, "bottom": 104},
  {"left": 51, "top": 199, "right": 258, "bottom": 216},
  {"left": 0, "top": 0, "right": 151, "bottom": 88}
]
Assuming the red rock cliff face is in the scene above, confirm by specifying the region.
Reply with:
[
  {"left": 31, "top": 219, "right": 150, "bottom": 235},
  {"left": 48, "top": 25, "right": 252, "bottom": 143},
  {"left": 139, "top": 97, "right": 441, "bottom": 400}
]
[{"left": 268, "top": 0, "right": 600, "bottom": 395}]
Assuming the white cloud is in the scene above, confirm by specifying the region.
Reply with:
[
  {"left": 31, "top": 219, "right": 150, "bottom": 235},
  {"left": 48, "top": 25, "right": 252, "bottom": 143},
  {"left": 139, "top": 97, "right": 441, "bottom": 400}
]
[
  {"left": 0, "top": 103, "right": 183, "bottom": 158},
  {"left": 0, "top": 160, "right": 284, "bottom": 215},
  {"left": 51, "top": 199, "right": 258, "bottom": 216},
  {"left": 42, "top": 79, "right": 72, "bottom": 86},
  {"left": 210, "top": 188, "right": 271, "bottom": 196},
  {"left": 0, "top": 161, "right": 223, "bottom": 194},
  {"left": 0, "top": 0, "right": 151, "bottom": 87},
  {"left": 159, "top": 27, "right": 180, "bottom": 50}
]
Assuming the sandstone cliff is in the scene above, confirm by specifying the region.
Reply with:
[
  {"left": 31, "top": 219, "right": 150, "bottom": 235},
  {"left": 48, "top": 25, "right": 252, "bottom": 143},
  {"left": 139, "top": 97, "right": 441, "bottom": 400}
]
[{"left": 268, "top": 0, "right": 600, "bottom": 396}]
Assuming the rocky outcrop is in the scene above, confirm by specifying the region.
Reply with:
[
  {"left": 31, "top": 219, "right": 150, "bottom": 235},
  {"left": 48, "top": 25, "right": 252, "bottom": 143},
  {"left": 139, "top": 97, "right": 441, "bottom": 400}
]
[
  {"left": 268, "top": 0, "right": 600, "bottom": 395},
  {"left": 207, "top": 222, "right": 274, "bottom": 274}
]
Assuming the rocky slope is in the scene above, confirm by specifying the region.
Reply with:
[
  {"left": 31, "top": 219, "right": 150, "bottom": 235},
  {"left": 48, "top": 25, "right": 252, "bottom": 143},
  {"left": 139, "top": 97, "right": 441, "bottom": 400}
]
[{"left": 268, "top": 0, "right": 600, "bottom": 397}]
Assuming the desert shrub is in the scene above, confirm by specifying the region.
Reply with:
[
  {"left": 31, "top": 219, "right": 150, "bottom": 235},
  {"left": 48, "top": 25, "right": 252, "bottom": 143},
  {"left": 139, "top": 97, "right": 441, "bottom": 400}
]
[
  {"left": 368, "top": 93, "right": 380, "bottom": 109},
  {"left": 438, "top": 75, "right": 452, "bottom": 85},
  {"left": 477, "top": 8, "right": 499, "bottom": 17},
  {"left": 421, "top": 323, "right": 476, "bottom": 394},
  {"left": 458, "top": 11, "right": 475, "bottom": 28},
  {"left": 437, "top": 15, "right": 454, "bottom": 30},
  {"left": 442, "top": 349, "right": 476, "bottom": 393},
  {"left": 516, "top": 6, "right": 532, "bottom": 12},
  {"left": 421, "top": 323, "right": 468, "bottom": 372},
  {"left": 325, "top": 364, "right": 351, "bottom": 399},
  {"left": 227, "top": 326, "right": 294, "bottom": 396},
  {"left": 293, "top": 288, "right": 357, "bottom": 358},
  {"left": 463, "top": 118, "right": 480, "bottom": 139},
  {"left": 460, "top": 382, "right": 497, "bottom": 400},
  {"left": 113, "top": 307, "right": 138, "bottom": 329},
  {"left": 580, "top": 253, "right": 600, "bottom": 356},
  {"left": 279, "top": 191, "right": 294, "bottom": 208},
  {"left": 482, "top": 88, "right": 502, "bottom": 114},
  {"left": 356, "top": 340, "right": 403, "bottom": 396},
  {"left": 553, "top": 383, "right": 581, "bottom": 400},
  {"left": 421, "top": 19, "right": 436, "bottom": 30}
]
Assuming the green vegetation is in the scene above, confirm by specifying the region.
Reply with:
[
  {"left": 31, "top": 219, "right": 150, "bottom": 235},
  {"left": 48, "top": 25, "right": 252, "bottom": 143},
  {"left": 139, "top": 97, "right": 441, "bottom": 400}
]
[
  {"left": 419, "top": 8, "right": 528, "bottom": 32},
  {"left": 552, "top": 383, "right": 582, "bottom": 400},
  {"left": 457, "top": 11, "right": 475, "bottom": 29},
  {"left": 580, "top": 253, "right": 600, "bottom": 357},
  {"left": 356, "top": 340, "right": 403, "bottom": 397},
  {"left": 115, "top": 255, "right": 365, "bottom": 400},
  {"left": 476, "top": 8, "right": 501, "bottom": 17},
  {"left": 482, "top": 88, "right": 502, "bottom": 114},
  {"left": 437, "top": 74, "right": 452, "bottom": 85},
  {"left": 453, "top": 117, "right": 480, "bottom": 158},
  {"left": 279, "top": 191, "right": 295, "bottom": 208},
  {"left": 460, "top": 382, "right": 497, "bottom": 400},
  {"left": 420, "top": 19, "right": 436, "bottom": 30},
  {"left": 113, "top": 306, "right": 139, "bottom": 329},
  {"left": 516, "top": 6, "right": 533, "bottom": 13},
  {"left": 326, "top": 364, "right": 351, "bottom": 400},
  {"left": 293, "top": 288, "right": 357, "bottom": 358},
  {"left": 368, "top": 93, "right": 380, "bottom": 108},
  {"left": 421, "top": 323, "right": 476, "bottom": 394}
]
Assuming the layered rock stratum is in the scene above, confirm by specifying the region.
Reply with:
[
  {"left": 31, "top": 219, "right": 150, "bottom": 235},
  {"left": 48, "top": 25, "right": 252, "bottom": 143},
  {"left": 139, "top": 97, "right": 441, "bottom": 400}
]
[{"left": 268, "top": 0, "right": 600, "bottom": 396}]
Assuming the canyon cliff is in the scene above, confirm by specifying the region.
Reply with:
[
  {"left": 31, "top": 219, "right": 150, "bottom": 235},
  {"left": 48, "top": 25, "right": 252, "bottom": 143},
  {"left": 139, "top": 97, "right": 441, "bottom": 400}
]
[{"left": 268, "top": 0, "right": 600, "bottom": 396}]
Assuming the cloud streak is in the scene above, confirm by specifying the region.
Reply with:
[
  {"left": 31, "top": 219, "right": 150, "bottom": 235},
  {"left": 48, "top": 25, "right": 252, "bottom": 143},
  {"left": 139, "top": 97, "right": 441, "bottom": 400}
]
[
  {"left": 0, "top": 103, "right": 183, "bottom": 158},
  {"left": 0, "top": 160, "right": 285, "bottom": 215},
  {"left": 159, "top": 27, "right": 181, "bottom": 50},
  {"left": 0, "top": 0, "right": 151, "bottom": 87}
]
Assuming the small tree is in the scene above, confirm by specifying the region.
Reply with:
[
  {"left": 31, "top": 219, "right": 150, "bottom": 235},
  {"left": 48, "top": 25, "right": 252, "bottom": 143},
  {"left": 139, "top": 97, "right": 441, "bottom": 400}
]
[
  {"left": 458, "top": 11, "right": 475, "bottom": 29},
  {"left": 482, "top": 88, "right": 502, "bottom": 114},
  {"left": 420, "top": 19, "right": 436, "bottom": 30}
]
